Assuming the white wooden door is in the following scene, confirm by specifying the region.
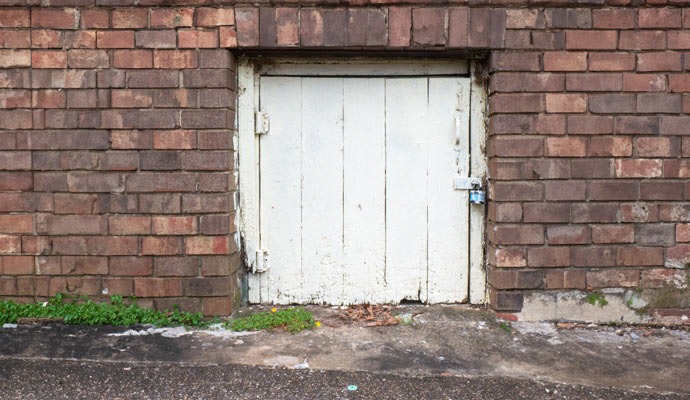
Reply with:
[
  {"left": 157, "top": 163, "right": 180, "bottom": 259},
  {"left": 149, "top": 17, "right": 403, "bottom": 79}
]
[{"left": 248, "top": 71, "right": 472, "bottom": 305}]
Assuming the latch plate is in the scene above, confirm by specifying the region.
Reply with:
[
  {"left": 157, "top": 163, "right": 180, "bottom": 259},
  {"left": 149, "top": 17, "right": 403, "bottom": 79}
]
[
  {"left": 254, "top": 249, "right": 269, "bottom": 273},
  {"left": 255, "top": 112, "right": 269, "bottom": 135},
  {"left": 453, "top": 177, "right": 482, "bottom": 190}
]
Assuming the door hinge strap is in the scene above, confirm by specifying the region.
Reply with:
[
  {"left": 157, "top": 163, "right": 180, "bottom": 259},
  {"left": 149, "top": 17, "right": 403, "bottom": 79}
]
[{"left": 255, "top": 112, "right": 270, "bottom": 135}]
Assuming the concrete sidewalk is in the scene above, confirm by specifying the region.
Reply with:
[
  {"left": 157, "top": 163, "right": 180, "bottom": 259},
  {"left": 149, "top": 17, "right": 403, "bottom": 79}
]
[{"left": 1, "top": 304, "right": 689, "bottom": 398}]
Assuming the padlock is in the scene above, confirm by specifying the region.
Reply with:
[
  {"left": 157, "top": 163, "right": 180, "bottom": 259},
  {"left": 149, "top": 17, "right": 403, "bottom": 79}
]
[{"left": 469, "top": 187, "right": 485, "bottom": 204}]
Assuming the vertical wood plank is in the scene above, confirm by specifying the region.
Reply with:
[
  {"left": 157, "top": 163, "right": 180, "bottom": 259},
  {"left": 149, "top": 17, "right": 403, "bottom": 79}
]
[
  {"left": 385, "top": 77, "right": 429, "bottom": 302},
  {"left": 469, "top": 62, "right": 489, "bottom": 304},
  {"left": 343, "top": 78, "right": 387, "bottom": 304},
  {"left": 258, "top": 76, "right": 303, "bottom": 304},
  {"left": 426, "top": 77, "right": 470, "bottom": 303},
  {"left": 301, "top": 77, "right": 345, "bottom": 304}
]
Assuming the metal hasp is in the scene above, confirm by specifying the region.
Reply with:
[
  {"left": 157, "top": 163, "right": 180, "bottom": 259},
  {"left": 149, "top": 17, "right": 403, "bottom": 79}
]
[
  {"left": 255, "top": 111, "right": 270, "bottom": 135},
  {"left": 454, "top": 177, "right": 486, "bottom": 204}
]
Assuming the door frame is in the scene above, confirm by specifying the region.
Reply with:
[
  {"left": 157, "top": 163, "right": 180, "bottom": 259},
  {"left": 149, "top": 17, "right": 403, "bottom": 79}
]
[{"left": 236, "top": 56, "right": 488, "bottom": 304}]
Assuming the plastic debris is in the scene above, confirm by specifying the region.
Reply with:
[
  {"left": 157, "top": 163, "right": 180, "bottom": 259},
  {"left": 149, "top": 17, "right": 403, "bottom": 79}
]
[
  {"left": 630, "top": 332, "right": 640, "bottom": 340},
  {"left": 347, "top": 385, "right": 358, "bottom": 391},
  {"left": 2, "top": 323, "right": 17, "bottom": 329}
]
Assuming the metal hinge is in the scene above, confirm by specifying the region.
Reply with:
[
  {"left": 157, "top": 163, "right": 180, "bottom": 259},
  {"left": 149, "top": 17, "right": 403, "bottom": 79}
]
[
  {"left": 253, "top": 249, "right": 269, "bottom": 273},
  {"left": 255, "top": 112, "right": 270, "bottom": 135}
]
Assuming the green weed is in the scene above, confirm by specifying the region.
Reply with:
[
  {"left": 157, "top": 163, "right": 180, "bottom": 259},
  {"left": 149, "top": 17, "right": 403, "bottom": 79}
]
[
  {"left": 224, "top": 307, "right": 316, "bottom": 334},
  {"left": 499, "top": 322, "right": 512, "bottom": 332},
  {"left": 585, "top": 292, "right": 609, "bottom": 308}
]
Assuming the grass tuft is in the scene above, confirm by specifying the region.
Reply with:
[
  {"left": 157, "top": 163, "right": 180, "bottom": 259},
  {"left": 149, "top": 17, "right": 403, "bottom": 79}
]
[{"left": 224, "top": 308, "right": 316, "bottom": 334}]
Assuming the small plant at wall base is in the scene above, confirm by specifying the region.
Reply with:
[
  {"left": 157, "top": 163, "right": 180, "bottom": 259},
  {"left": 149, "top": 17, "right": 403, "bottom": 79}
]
[
  {"left": 585, "top": 292, "right": 609, "bottom": 308},
  {"left": 0, "top": 294, "right": 317, "bottom": 334}
]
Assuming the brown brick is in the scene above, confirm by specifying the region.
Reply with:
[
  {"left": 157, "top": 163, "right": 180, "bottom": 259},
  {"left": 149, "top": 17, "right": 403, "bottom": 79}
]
[
  {"left": 32, "top": 51, "right": 67, "bottom": 69},
  {"left": 126, "top": 173, "right": 196, "bottom": 193},
  {"left": 200, "top": 215, "right": 230, "bottom": 235},
  {"left": 641, "top": 182, "right": 684, "bottom": 201},
  {"left": 140, "top": 151, "right": 181, "bottom": 170},
  {"left": 641, "top": 269, "right": 689, "bottom": 289},
  {"left": 638, "top": 8, "right": 681, "bottom": 29},
  {"left": 0, "top": 30, "right": 30, "bottom": 48},
  {"left": 590, "top": 137, "right": 632, "bottom": 157},
  {"left": 185, "top": 236, "right": 231, "bottom": 255},
  {"left": 142, "top": 237, "right": 182, "bottom": 256},
  {"left": 566, "top": 30, "right": 616, "bottom": 50},
  {"left": 412, "top": 8, "right": 445, "bottom": 46},
  {"left": 587, "top": 269, "right": 639, "bottom": 288},
  {"left": 153, "top": 50, "right": 197, "bottom": 69},
  {"left": 31, "top": 30, "right": 62, "bottom": 48},
  {"left": 615, "top": 159, "right": 662, "bottom": 178},
  {"left": 566, "top": 74, "right": 622, "bottom": 91},
  {"left": 490, "top": 52, "right": 540, "bottom": 72},
  {"left": 321, "top": 9, "right": 346, "bottom": 47},
  {"left": 97, "top": 31, "right": 134, "bottom": 48},
  {"left": 589, "top": 180, "right": 638, "bottom": 201},
  {"left": 636, "top": 224, "right": 675, "bottom": 246},
  {"left": 153, "top": 130, "right": 196, "bottom": 150},
  {"left": 677, "top": 224, "right": 690, "bottom": 242},
  {"left": 589, "top": 94, "right": 635, "bottom": 114},
  {"left": 199, "top": 50, "right": 231, "bottom": 69},
  {"left": 619, "top": 31, "right": 666, "bottom": 50},
  {"left": 588, "top": 52, "right": 635, "bottom": 72},
  {"left": 134, "top": 278, "right": 182, "bottom": 297},
  {"left": 571, "top": 203, "right": 618, "bottom": 223},
  {"left": 492, "top": 182, "right": 543, "bottom": 202},
  {"left": 622, "top": 73, "right": 665, "bottom": 92},
  {"left": 67, "top": 49, "right": 109, "bottom": 69},
  {"left": 637, "top": 52, "right": 682, "bottom": 72},
  {"left": 661, "top": 116, "right": 690, "bottom": 135},
  {"left": 564, "top": 270, "right": 585, "bottom": 289},
  {"left": 108, "top": 257, "right": 152, "bottom": 277},
  {"left": 59, "top": 256, "right": 106, "bottom": 275},
  {"left": 0, "top": 215, "right": 32, "bottom": 234},
  {"left": 489, "top": 268, "right": 517, "bottom": 289},
  {"left": 547, "top": 225, "right": 590, "bottom": 245},
  {"left": 219, "top": 26, "right": 237, "bottom": 48},
  {"left": 592, "top": 9, "right": 635, "bottom": 29},
  {"left": 139, "top": 194, "right": 180, "bottom": 214},
  {"left": 112, "top": 9, "right": 147, "bottom": 29},
  {"left": 545, "top": 93, "right": 586, "bottom": 113},
  {"left": 81, "top": 10, "right": 108, "bottom": 29},
  {"left": 543, "top": 51, "right": 586, "bottom": 72},
  {"left": 134, "top": 30, "right": 176, "bottom": 49},
  {"left": 591, "top": 225, "right": 634, "bottom": 244},
  {"left": 491, "top": 137, "right": 542, "bottom": 157},
  {"left": 666, "top": 245, "right": 690, "bottom": 269},
  {"left": 276, "top": 8, "right": 298, "bottom": 46},
  {"left": 489, "top": 288, "right": 523, "bottom": 311},
  {"left": 545, "top": 137, "right": 586, "bottom": 157},
  {"left": 32, "top": 9, "right": 78, "bottom": 29},
  {"left": 184, "top": 277, "right": 230, "bottom": 297},
  {"left": 636, "top": 137, "right": 677, "bottom": 157},
  {"left": 447, "top": 8, "right": 467, "bottom": 48},
  {"left": 523, "top": 203, "right": 570, "bottom": 223},
  {"left": 527, "top": 247, "right": 570, "bottom": 267},
  {"left": 491, "top": 94, "right": 541, "bottom": 113},
  {"left": 0, "top": 50, "right": 30, "bottom": 68},
  {"left": 568, "top": 116, "right": 613, "bottom": 135},
  {"left": 622, "top": 203, "right": 659, "bottom": 223},
  {"left": 491, "top": 73, "right": 564, "bottom": 93},
  {"left": 2, "top": 256, "right": 33, "bottom": 275},
  {"left": 36, "top": 214, "right": 107, "bottom": 235},
  {"left": 127, "top": 71, "right": 178, "bottom": 88},
  {"left": 152, "top": 216, "right": 197, "bottom": 235},
  {"left": 109, "top": 216, "right": 150, "bottom": 235},
  {"left": 203, "top": 297, "right": 232, "bottom": 316},
  {"left": 156, "top": 257, "right": 197, "bottom": 277},
  {"left": 544, "top": 270, "right": 564, "bottom": 289},
  {"left": 617, "top": 246, "right": 664, "bottom": 266},
  {"left": 668, "top": 31, "right": 690, "bottom": 50},
  {"left": 536, "top": 115, "right": 566, "bottom": 135},
  {"left": 493, "top": 248, "right": 526, "bottom": 268},
  {"left": 572, "top": 246, "right": 617, "bottom": 267},
  {"left": 544, "top": 181, "right": 586, "bottom": 201},
  {"left": 493, "top": 225, "right": 543, "bottom": 245},
  {"left": 103, "top": 277, "right": 133, "bottom": 296},
  {"left": 179, "top": 29, "right": 218, "bottom": 48}
]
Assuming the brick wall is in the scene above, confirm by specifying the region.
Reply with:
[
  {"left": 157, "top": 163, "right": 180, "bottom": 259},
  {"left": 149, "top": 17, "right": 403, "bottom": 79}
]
[{"left": 0, "top": 0, "right": 688, "bottom": 314}]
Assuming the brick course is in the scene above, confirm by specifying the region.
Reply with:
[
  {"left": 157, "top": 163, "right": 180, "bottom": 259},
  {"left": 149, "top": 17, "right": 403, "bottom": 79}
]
[{"left": 0, "top": 2, "right": 688, "bottom": 315}]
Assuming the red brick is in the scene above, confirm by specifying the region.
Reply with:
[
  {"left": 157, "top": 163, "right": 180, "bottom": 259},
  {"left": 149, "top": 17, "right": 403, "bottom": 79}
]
[
  {"left": 60, "top": 256, "right": 107, "bottom": 275},
  {"left": 139, "top": 194, "right": 180, "bottom": 214},
  {"left": 590, "top": 180, "right": 638, "bottom": 201},
  {"left": 641, "top": 269, "right": 688, "bottom": 289},
  {"left": 152, "top": 216, "right": 197, "bottom": 235},
  {"left": 492, "top": 182, "right": 543, "bottom": 202},
  {"left": 543, "top": 52, "right": 586, "bottom": 72},
  {"left": 196, "top": 7, "right": 235, "bottom": 27},
  {"left": 109, "top": 216, "right": 150, "bottom": 235},
  {"left": 527, "top": 247, "right": 570, "bottom": 267},
  {"left": 587, "top": 52, "right": 634, "bottom": 71},
  {"left": 637, "top": 52, "right": 682, "bottom": 72},
  {"left": 31, "top": 30, "right": 62, "bottom": 48},
  {"left": 492, "top": 248, "right": 526, "bottom": 268},
  {"left": 97, "top": 31, "right": 134, "bottom": 48},
  {"left": 134, "top": 30, "right": 176, "bottom": 49},
  {"left": 412, "top": 8, "right": 445, "bottom": 46},
  {"left": 619, "top": 31, "right": 666, "bottom": 50},
  {"left": 545, "top": 93, "right": 586, "bottom": 113},
  {"left": 0, "top": 215, "right": 32, "bottom": 234},
  {"left": 2, "top": 256, "right": 33, "bottom": 275},
  {"left": 389, "top": 7, "right": 411, "bottom": 47},
  {"left": 661, "top": 116, "right": 690, "bottom": 135},
  {"left": 677, "top": 224, "right": 690, "bottom": 242},
  {"left": 111, "top": 130, "right": 153, "bottom": 149},
  {"left": 153, "top": 50, "right": 197, "bottom": 69},
  {"left": 202, "top": 257, "right": 236, "bottom": 276},
  {"left": 587, "top": 269, "right": 639, "bottom": 288},
  {"left": 151, "top": 8, "right": 194, "bottom": 28},
  {"left": 491, "top": 73, "right": 564, "bottom": 93},
  {"left": 544, "top": 181, "right": 586, "bottom": 201},
  {"left": 36, "top": 214, "right": 107, "bottom": 235},
  {"left": 592, "top": 9, "right": 635, "bottom": 29},
  {"left": 203, "top": 297, "right": 232, "bottom": 316},
  {"left": 663, "top": 159, "right": 690, "bottom": 178},
  {"left": 617, "top": 246, "right": 664, "bottom": 266},
  {"left": 523, "top": 203, "right": 570, "bottom": 223},
  {"left": 153, "top": 130, "right": 196, "bottom": 149},
  {"left": 622, "top": 203, "right": 659, "bottom": 223},
  {"left": 571, "top": 203, "right": 619, "bottom": 223},
  {"left": 219, "top": 26, "right": 237, "bottom": 48},
  {"left": 0, "top": 9, "right": 29, "bottom": 28},
  {"left": 63, "top": 31, "right": 96, "bottom": 49},
  {"left": 490, "top": 52, "right": 540, "bottom": 72},
  {"left": 112, "top": 9, "right": 148, "bottom": 29},
  {"left": 447, "top": 7, "right": 467, "bottom": 48},
  {"left": 179, "top": 29, "right": 218, "bottom": 48},
  {"left": 54, "top": 194, "right": 98, "bottom": 214},
  {"left": 668, "top": 31, "right": 690, "bottom": 50},
  {"left": 545, "top": 137, "right": 586, "bottom": 157},
  {"left": 134, "top": 278, "right": 182, "bottom": 297},
  {"left": 274, "top": 7, "right": 298, "bottom": 46},
  {"left": 111, "top": 90, "right": 153, "bottom": 108},
  {"left": 0, "top": 50, "right": 30, "bottom": 68},
  {"left": 113, "top": 50, "right": 152, "bottom": 69},
  {"left": 185, "top": 236, "right": 231, "bottom": 255},
  {"left": 32, "top": 9, "right": 78, "bottom": 29},
  {"left": 591, "top": 225, "right": 634, "bottom": 244},
  {"left": 32, "top": 51, "right": 66, "bottom": 69},
  {"left": 0, "top": 30, "right": 31, "bottom": 48},
  {"left": 566, "top": 30, "right": 617, "bottom": 50},
  {"left": 641, "top": 181, "right": 684, "bottom": 201},
  {"left": 638, "top": 8, "right": 682, "bottom": 28},
  {"left": 590, "top": 136, "right": 632, "bottom": 157},
  {"left": 544, "top": 270, "right": 563, "bottom": 289},
  {"left": 67, "top": 49, "right": 109, "bottom": 69},
  {"left": 667, "top": 244, "right": 690, "bottom": 269},
  {"left": 566, "top": 74, "right": 622, "bottom": 91},
  {"left": 547, "top": 225, "right": 590, "bottom": 245},
  {"left": 489, "top": 268, "right": 517, "bottom": 289},
  {"left": 491, "top": 137, "right": 541, "bottom": 157},
  {"left": 669, "top": 74, "right": 690, "bottom": 92},
  {"left": 623, "top": 73, "right": 666, "bottom": 92},
  {"left": 536, "top": 115, "right": 566, "bottom": 135},
  {"left": 0, "top": 89, "right": 30, "bottom": 109},
  {"left": 615, "top": 159, "right": 662, "bottom": 178},
  {"left": 142, "top": 237, "right": 181, "bottom": 255},
  {"left": 156, "top": 257, "right": 197, "bottom": 277},
  {"left": 81, "top": 10, "right": 109, "bottom": 29},
  {"left": 103, "top": 277, "right": 133, "bottom": 296}
]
